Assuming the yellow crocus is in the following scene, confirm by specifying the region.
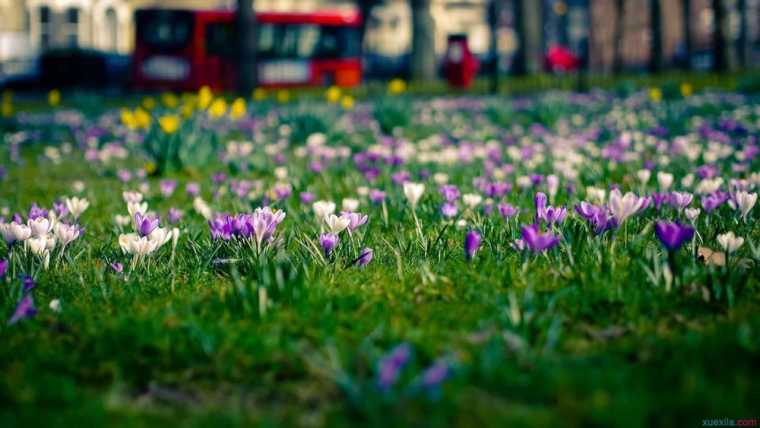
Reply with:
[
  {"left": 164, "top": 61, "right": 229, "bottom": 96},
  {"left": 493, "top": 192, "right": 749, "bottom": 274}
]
[
  {"left": 276, "top": 90, "right": 290, "bottom": 103},
  {"left": 208, "top": 98, "right": 227, "bottom": 118},
  {"left": 162, "top": 92, "right": 179, "bottom": 108},
  {"left": 135, "top": 108, "right": 152, "bottom": 129},
  {"left": 158, "top": 115, "right": 180, "bottom": 134},
  {"left": 198, "top": 86, "right": 213, "bottom": 109},
  {"left": 142, "top": 97, "right": 156, "bottom": 110},
  {"left": 649, "top": 87, "right": 662, "bottom": 103},
  {"left": 680, "top": 83, "right": 693, "bottom": 97},
  {"left": 121, "top": 108, "right": 137, "bottom": 129},
  {"left": 388, "top": 78, "right": 407, "bottom": 95},
  {"left": 326, "top": 86, "right": 341, "bottom": 103},
  {"left": 253, "top": 87, "right": 268, "bottom": 101},
  {"left": 230, "top": 97, "right": 246, "bottom": 120},
  {"left": 48, "top": 89, "right": 61, "bottom": 106},
  {"left": 341, "top": 95, "right": 354, "bottom": 110}
]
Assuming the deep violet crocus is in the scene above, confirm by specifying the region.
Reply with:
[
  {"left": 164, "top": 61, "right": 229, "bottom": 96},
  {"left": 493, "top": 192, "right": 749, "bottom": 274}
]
[
  {"left": 134, "top": 213, "right": 159, "bottom": 237},
  {"left": 497, "top": 203, "right": 519, "bottom": 220},
  {"left": 377, "top": 343, "right": 412, "bottom": 390},
  {"left": 521, "top": 224, "right": 560, "bottom": 252},
  {"left": 464, "top": 230, "right": 482, "bottom": 261},
  {"left": 319, "top": 233, "right": 339, "bottom": 257},
  {"left": 8, "top": 293, "right": 36, "bottom": 325},
  {"left": 355, "top": 247, "right": 374, "bottom": 267},
  {"left": 654, "top": 221, "right": 694, "bottom": 251}
]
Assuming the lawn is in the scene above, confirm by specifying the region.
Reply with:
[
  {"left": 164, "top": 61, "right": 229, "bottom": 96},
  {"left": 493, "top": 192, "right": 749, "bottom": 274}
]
[{"left": 1, "top": 82, "right": 759, "bottom": 427}]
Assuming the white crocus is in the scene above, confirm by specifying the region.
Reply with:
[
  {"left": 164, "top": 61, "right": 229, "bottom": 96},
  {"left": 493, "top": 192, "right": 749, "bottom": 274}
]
[
  {"left": 64, "top": 196, "right": 90, "bottom": 219},
  {"left": 114, "top": 214, "right": 132, "bottom": 227},
  {"left": 122, "top": 191, "right": 143, "bottom": 204},
  {"left": 53, "top": 223, "right": 80, "bottom": 246},
  {"left": 403, "top": 182, "right": 425, "bottom": 209},
  {"left": 730, "top": 191, "right": 757, "bottom": 221},
  {"left": 462, "top": 193, "right": 483, "bottom": 209},
  {"left": 28, "top": 217, "right": 52, "bottom": 238},
  {"left": 717, "top": 232, "right": 744, "bottom": 253},
  {"left": 325, "top": 214, "right": 351, "bottom": 234},
  {"left": 193, "top": 197, "right": 213, "bottom": 220},
  {"left": 49, "top": 299, "right": 62, "bottom": 313},
  {"left": 607, "top": 189, "right": 645, "bottom": 224},
  {"left": 342, "top": 198, "right": 360, "bottom": 212},
  {"left": 685, "top": 208, "right": 701, "bottom": 222},
  {"left": 312, "top": 200, "right": 336, "bottom": 220},
  {"left": 636, "top": 169, "right": 651, "bottom": 186},
  {"left": 10, "top": 223, "right": 32, "bottom": 242},
  {"left": 657, "top": 172, "right": 674, "bottom": 191}
]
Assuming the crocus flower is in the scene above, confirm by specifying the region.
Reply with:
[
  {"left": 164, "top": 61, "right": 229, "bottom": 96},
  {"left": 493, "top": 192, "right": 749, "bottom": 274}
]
[
  {"left": 717, "top": 231, "right": 744, "bottom": 253},
  {"left": 53, "top": 223, "right": 81, "bottom": 246},
  {"left": 439, "top": 185, "right": 460, "bottom": 202},
  {"left": 701, "top": 191, "right": 728, "bottom": 213},
  {"left": 299, "top": 192, "right": 316, "bottom": 205},
  {"left": 608, "top": 189, "right": 645, "bottom": 225},
  {"left": 0, "top": 259, "right": 7, "bottom": 277},
  {"left": 159, "top": 179, "right": 177, "bottom": 197},
  {"left": 369, "top": 189, "right": 387, "bottom": 204},
  {"left": 110, "top": 262, "right": 124, "bottom": 273},
  {"left": 441, "top": 202, "right": 458, "bottom": 218},
  {"left": 167, "top": 207, "right": 183, "bottom": 225},
  {"left": 186, "top": 182, "right": 200, "bottom": 197},
  {"left": 134, "top": 213, "right": 159, "bottom": 237},
  {"left": 8, "top": 293, "right": 36, "bottom": 325},
  {"left": 403, "top": 182, "right": 425, "bottom": 209},
  {"left": 729, "top": 191, "right": 757, "bottom": 221},
  {"left": 355, "top": 247, "right": 374, "bottom": 267},
  {"left": 464, "top": 230, "right": 482, "bottom": 261},
  {"left": 420, "top": 360, "right": 450, "bottom": 389},
  {"left": 377, "top": 343, "right": 412, "bottom": 390},
  {"left": 325, "top": 214, "right": 351, "bottom": 234},
  {"left": 497, "top": 203, "right": 519, "bottom": 220},
  {"left": 668, "top": 191, "right": 694, "bottom": 210},
  {"left": 521, "top": 224, "right": 560, "bottom": 252},
  {"left": 319, "top": 233, "right": 339, "bottom": 257},
  {"left": 341, "top": 211, "right": 368, "bottom": 231},
  {"left": 28, "top": 204, "right": 48, "bottom": 220},
  {"left": 654, "top": 221, "right": 694, "bottom": 251},
  {"left": 64, "top": 196, "right": 89, "bottom": 219},
  {"left": 313, "top": 201, "right": 336, "bottom": 220}
]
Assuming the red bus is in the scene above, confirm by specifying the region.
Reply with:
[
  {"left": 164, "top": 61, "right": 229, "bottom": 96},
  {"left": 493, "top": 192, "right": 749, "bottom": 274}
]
[{"left": 132, "top": 8, "right": 362, "bottom": 91}]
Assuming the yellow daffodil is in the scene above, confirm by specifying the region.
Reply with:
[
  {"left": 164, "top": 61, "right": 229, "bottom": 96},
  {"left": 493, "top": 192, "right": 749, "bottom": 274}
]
[
  {"left": 276, "top": 90, "right": 290, "bottom": 104},
  {"left": 649, "top": 87, "right": 662, "bottom": 103},
  {"left": 158, "top": 115, "right": 180, "bottom": 134},
  {"left": 180, "top": 102, "right": 195, "bottom": 119},
  {"left": 135, "top": 108, "right": 152, "bottom": 129},
  {"left": 198, "top": 86, "right": 213, "bottom": 109},
  {"left": 326, "top": 86, "right": 341, "bottom": 103},
  {"left": 161, "top": 92, "right": 179, "bottom": 108},
  {"left": 253, "top": 87, "right": 268, "bottom": 101},
  {"left": 388, "top": 78, "right": 407, "bottom": 95},
  {"left": 680, "top": 83, "right": 693, "bottom": 97},
  {"left": 48, "top": 89, "right": 61, "bottom": 107},
  {"left": 208, "top": 98, "right": 227, "bottom": 118},
  {"left": 230, "top": 97, "right": 246, "bottom": 120},
  {"left": 341, "top": 95, "right": 354, "bottom": 110}
]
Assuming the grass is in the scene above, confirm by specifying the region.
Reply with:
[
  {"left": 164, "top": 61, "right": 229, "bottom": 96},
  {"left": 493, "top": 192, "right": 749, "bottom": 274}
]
[{"left": 0, "top": 85, "right": 759, "bottom": 427}]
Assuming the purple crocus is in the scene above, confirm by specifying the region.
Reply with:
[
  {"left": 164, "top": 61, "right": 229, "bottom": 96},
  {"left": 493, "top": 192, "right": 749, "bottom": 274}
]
[
  {"left": 377, "top": 343, "right": 412, "bottom": 390},
  {"left": 167, "top": 207, "right": 183, "bottom": 225},
  {"left": 668, "top": 191, "right": 694, "bottom": 210},
  {"left": 319, "top": 233, "right": 339, "bottom": 257},
  {"left": 701, "top": 191, "right": 728, "bottom": 213},
  {"left": 22, "top": 275, "right": 35, "bottom": 292},
  {"left": 299, "top": 192, "right": 316, "bottom": 205},
  {"left": 342, "top": 211, "right": 369, "bottom": 231},
  {"left": 497, "top": 203, "right": 519, "bottom": 220},
  {"left": 134, "top": 213, "right": 159, "bottom": 237},
  {"left": 576, "top": 202, "right": 617, "bottom": 235},
  {"left": 28, "top": 204, "right": 48, "bottom": 220},
  {"left": 186, "top": 182, "right": 200, "bottom": 197},
  {"left": 159, "top": 179, "right": 177, "bottom": 197},
  {"left": 439, "top": 185, "right": 460, "bottom": 202},
  {"left": 654, "top": 221, "right": 695, "bottom": 251},
  {"left": 53, "top": 201, "right": 69, "bottom": 218},
  {"left": 534, "top": 192, "right": 566, "bottom": 225},
  {"left": 110, "top": 262, "right": 124, "bottom": 273},
  {"left": 368, "top": 189, "right": 386, "bottom": 204},
  {"left": 355, "top": 247, "right": 374, "bottom": 267},
  {"left": 0, "top": 259, "right": 7, "bottom": 277},
  {"left": 464, "top": 230, "right": 482, "bottom": 261},
  {"left": 521, "top": 224, "right": 560, "bottom": 252},
  {"left": 8, "top": 293, "right": 36, "bottom": 325},
  {"left": 420, "top": 360, "right": 450, "bottom": 389},
  {"left": 441, "top": 202, "right": 458, "bottom": 218}
]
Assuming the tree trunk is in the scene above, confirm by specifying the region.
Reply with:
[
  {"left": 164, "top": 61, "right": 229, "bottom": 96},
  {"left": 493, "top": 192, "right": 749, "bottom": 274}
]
[
  {"left": 488, "top": 0, "right": 500, "bottom": 92},
  {"left": 512, "top": 0, "right": 542, "bottom": 75},
  {"left": 711, "top": 0, "right": 727, "bottom": 72},
  {"left": 682, "top": 0, "right": 692, "bottom": 69},
  {"left": 237, "top": 0, "right": 257, "bottom": 94},
  {"left": 410, "top": 0, "right": 436, "bottom": 81},
  {"left": 736, "top": 0, "right": 747, "bottom": 68},
  {"left": 356, "top": 0, "right": 381, "bottom": 55},
  {"left": 649, "top": 0, "right": 663, "bottom": 73},
  {"left": 613, "top": 0, "right": 626, "bottom": 74}
]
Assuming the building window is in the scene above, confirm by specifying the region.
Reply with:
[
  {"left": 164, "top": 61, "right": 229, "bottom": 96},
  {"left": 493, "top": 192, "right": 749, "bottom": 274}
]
[
  {"left": 105, "top": 8, "right": 118, "bottom": 51},
  {"left": 65, "top": 7, "right": 80, "bottom": 48},
  {"left": 39, "top": 6, "right": 51, "bottom": 49}
]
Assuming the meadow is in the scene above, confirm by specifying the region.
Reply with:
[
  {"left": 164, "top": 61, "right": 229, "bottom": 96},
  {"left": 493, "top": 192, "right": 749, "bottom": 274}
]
[{"left": 1, "top": 81, "right": 759, "bottom": 427}]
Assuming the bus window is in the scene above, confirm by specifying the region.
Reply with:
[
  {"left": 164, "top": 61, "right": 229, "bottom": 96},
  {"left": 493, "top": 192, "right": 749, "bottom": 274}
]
[
  {"left": 137, "top": 10, "right": 194, "bottom": 51},
  {"left": 206, "top": 22, "right": 235, "bottom": 57},
  {"left": 257, "top": 24, "right": 359, "bottom": 60}
]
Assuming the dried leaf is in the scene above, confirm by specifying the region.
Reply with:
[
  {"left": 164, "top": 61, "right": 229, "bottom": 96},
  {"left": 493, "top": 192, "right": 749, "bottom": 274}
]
[{"left": 698, "top": 246, "right": 725, "bottom": 266}]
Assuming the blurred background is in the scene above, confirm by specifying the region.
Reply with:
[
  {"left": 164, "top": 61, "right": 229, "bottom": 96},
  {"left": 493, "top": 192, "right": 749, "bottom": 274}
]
[{"left": 0, "top": 0, "right": 758, "bottom": 93}]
